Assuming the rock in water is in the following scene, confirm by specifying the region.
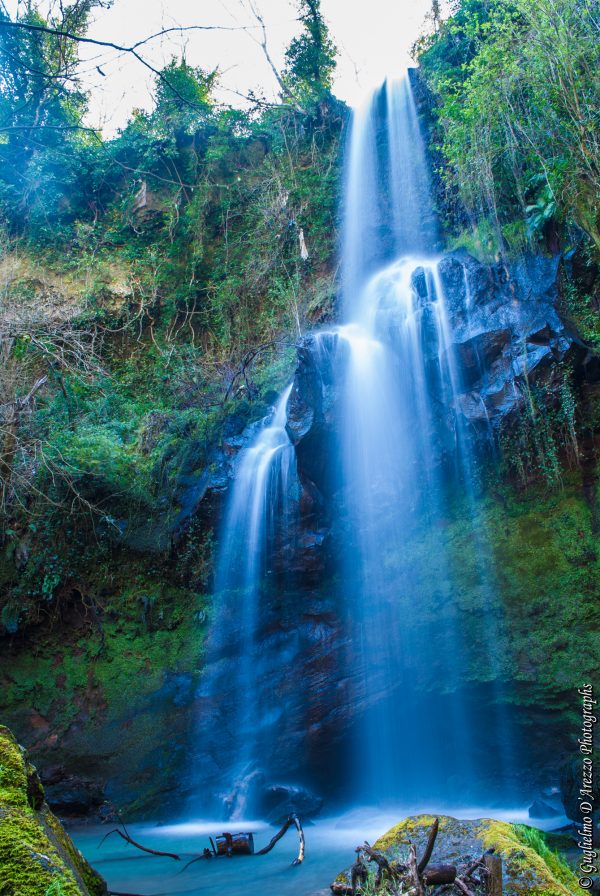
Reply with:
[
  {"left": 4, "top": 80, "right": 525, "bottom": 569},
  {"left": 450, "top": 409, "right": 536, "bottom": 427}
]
[
  {"left": 0, "top": 724, "right": 107, "bottom": 896},
  {"left": 256, "top": 783, "right": 323, "bottom": 824},
  {"left": 331, "top": 815, "right": 578, "bottom": 896},
  {"left": 528, "top": 799, "right": 561, "bottom": 819}
]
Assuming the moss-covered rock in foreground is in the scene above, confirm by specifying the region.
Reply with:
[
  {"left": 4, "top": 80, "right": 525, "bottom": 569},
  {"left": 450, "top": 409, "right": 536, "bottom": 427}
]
[
  {"left": 0, "top": 724, "right": 107, "bottom": 896},
  {"left": 332, "top": 815, "right": 578, "bottom": 896}
]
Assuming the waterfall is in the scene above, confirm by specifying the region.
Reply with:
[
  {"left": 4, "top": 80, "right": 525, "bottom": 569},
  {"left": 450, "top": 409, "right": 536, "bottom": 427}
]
[
  {"left": 334, "top": 77, "right": 512, "bottom": 802},
  {"left": 197, "top": 73, "right": 514, "bottom": 817},
  {"left": 196, "top": 385, "right": 298, "bottom": 818}
]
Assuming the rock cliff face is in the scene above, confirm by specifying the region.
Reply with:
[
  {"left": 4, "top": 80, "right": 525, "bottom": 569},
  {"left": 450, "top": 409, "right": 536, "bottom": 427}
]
[
  {"left": 288, "top": 251, "right": 575, "bottom": 505},
  {"left": 1, "top": 251, "right": 597, "bottom": 820}
]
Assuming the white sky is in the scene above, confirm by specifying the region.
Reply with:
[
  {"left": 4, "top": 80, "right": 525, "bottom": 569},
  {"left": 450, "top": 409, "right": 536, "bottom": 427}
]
[{"left": 6, "top": 0, "right": 443, "bottom": 133}]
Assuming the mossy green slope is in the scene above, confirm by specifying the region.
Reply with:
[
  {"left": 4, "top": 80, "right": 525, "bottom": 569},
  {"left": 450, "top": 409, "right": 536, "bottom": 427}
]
[
  {"left": 0, "top": 554, "right": 207, "bottom": 817},
  {"left": 0, "top": 724, "right": 107, "bottom": 896}
]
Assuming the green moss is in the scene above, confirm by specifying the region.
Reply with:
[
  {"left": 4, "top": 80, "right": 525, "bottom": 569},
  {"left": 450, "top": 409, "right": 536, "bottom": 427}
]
[
  {"left": 373, "top": 814, "right": 447, "bottom": 850},
  {"left": 0, "top": 807, "right": 82, "bottom": 896},
  {"left": 513, "top": 825, "right": 577, "bottom": 890},
  {"left": 0, "top": 726, "right": 106, "bottom": 896},
  {"left": 0, "top": 726, "right": 28, "bottom": 809},
  {"left": 478, "top": 819, "right": 578, "bottom": 895}
]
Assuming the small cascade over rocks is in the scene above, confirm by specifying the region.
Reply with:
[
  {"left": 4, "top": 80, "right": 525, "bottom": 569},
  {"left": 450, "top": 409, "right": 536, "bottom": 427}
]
[{"left": 194, "top": 76, "right": 574, "bottom": 817}]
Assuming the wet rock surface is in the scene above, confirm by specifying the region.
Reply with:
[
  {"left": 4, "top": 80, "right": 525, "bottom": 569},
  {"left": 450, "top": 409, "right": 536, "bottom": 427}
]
[
  {"left": 284, "top": 250, "right": 577, "bottom": 542},
  {"left": 559, "top": 755, "right": 600, "bottom": 823}
]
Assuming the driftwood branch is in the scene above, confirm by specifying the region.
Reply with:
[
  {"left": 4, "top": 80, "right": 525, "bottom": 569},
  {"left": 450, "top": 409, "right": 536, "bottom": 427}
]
[
  {"left": 255, "top": 813, "right": 305, "bottom": 865},
  {"left": 422, "top": 863, "right": 456, "bottom": 885},
  {"left": 99, "top": 827, "right": 180, "bottom": 860},
  {"left": 454, "top": 879, "right": 477, "bottom": 896},
  {"left": 408, "top": 843, "right": 424, "bottom": 896},
  {"left": 350, "top": 849, "right": 368, "bottom": 895},
  {"left": 417, "top": 817, "right": 439, "bottom": 873},
  {"left": 483, "top": 853, "right": 503, "bottom": 896},
  {"left": 181, "top": 850, "right": 214, "bottom": 872},
  {"left": 340, "top": 819, "right": 502, "bottom": 896}
]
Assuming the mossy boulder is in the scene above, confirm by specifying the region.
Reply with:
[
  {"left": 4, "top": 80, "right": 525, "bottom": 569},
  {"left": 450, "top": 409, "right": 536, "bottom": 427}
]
[
  {"left": 0, "top": 724, "right": 107, "bottom": 896},
  {"left": 332, "top": 815, "right": 579, "bottom": 896}
]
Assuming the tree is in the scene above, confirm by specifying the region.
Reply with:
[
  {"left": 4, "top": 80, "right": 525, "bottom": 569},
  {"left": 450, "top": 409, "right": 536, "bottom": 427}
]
[
  {"left": 152, "top": 59, "right": 216, "bottom": 138},
  {"left": 283, "top": 0, "right": 337, "bottom": 104},
  {"left": 0, "top": 1, "right": 106, "bottom": 232}
]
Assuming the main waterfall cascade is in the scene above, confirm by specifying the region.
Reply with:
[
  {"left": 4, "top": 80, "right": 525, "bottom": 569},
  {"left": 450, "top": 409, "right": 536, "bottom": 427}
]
[{"left": 198, "top": 76, "right": 515, "bottom": 815}]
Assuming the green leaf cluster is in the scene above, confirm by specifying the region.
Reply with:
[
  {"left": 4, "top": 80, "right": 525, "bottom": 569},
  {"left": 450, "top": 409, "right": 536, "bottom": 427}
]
[{"left": 417, "top": 0, "right": 600, "bottom": 253}]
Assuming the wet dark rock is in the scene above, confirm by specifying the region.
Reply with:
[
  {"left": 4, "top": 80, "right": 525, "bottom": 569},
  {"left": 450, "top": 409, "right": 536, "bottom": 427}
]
[
  {"left": 436, "top": 251, "right": 573, "bottom": 426},
  {"left": 287, "top": 333, "right": 343, "bottom": 500},
  {"left": 287, "top": 252, "right": 573, "bottom": 468},
  {"left": 256, "top": 783, "right": 323, "bottom": 824},
  {"left": 411, "top": 265, "right": 428, "bottom": 301},
  {"left": 528, "top": 799, "right": 561, "bottom": 819},
  {"left": 560, "top": 756, "right": 600, "bottom": 823},
  {"left": 437, "top": 254, "right": 468, "bottom": 315},
  {"left": 43, "top": 772, "right": 105, "bottom": 818}
]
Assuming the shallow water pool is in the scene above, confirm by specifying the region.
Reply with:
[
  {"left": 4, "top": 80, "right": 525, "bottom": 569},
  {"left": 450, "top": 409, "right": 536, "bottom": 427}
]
[{"left": 71, "top": 806, "right": 568, "bottom": 896}]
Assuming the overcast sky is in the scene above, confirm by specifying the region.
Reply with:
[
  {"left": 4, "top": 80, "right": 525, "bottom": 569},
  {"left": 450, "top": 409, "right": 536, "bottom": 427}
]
[{"left": 7, "top": 0, "right": 444, "bottom": 132}]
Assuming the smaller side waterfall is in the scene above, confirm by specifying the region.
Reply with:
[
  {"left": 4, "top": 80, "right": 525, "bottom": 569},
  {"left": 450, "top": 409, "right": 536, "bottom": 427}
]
[{"left": 196, "top": 385, "right": 298, "bottom": 817}]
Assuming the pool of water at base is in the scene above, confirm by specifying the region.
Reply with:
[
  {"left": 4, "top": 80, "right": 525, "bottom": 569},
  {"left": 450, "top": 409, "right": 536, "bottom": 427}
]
[{"left": 71, "top": 805, "right": 570, "bottom": 896}]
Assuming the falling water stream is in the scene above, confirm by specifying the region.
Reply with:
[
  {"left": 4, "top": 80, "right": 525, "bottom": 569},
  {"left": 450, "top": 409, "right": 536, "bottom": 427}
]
[{"left": 195, "top": 384, "right": 298, "bottom": 817}]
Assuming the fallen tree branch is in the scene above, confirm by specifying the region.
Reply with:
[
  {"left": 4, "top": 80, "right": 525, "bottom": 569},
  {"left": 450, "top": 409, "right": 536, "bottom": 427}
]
[
  {"left": 180, "top": 850, "right": 214, "bottom": 872},
  {"left": 350, "top": 848, "right": 368, "bottom": 895},
  {"left": 255, "top": 813, "right": 305, "bottom": 865},
  {"left": 362, "top": 842, "right": 397, "bottom": 889},
  {"left": 417, "top": 817, "right": 439, "bottom": 873},
  {"left": 109, "top": 892, "right": 150, "bottom": 896},
  {"left": 454, "top": 879, "right": 477, "bottom": 896},
  {"left": 99, "top": 827, "right": 180, "bottom": 860},
  {"left": 422, "top": 864, "right": 456, "bottom": 886},
  {"left": 408, "top": 843, "right": 424, "bottom": 896},
  {"left": 462, "top": 856, "right": 486, "bottom": 879}
]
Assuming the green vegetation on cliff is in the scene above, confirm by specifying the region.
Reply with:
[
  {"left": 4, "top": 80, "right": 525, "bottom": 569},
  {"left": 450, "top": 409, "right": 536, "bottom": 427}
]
[
  {"left": 416, "top": 0, "right": 599, "bottom": 256},
  {"left": 0, "top": 0, "right": 344, "bottom": 624},
  {"left": 0, "top": 0, "right": 344, "bottom": 814}
]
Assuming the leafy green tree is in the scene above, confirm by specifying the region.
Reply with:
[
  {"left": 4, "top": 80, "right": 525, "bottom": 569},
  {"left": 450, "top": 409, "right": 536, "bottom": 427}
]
[
  {"left": 152, "top": 58, "right": 216, "bottom": 138},
  {"left": 0, "top": 1, "right": 108, "bottom": 235},
  {"left": 283, "top": 0, "right": 337, "bottom": 104}
]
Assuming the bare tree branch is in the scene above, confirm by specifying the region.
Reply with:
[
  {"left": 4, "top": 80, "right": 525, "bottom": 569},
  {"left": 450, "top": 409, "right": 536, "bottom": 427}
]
[{"left": 0, "top": 19, "right": 253, "bottom": 109}]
